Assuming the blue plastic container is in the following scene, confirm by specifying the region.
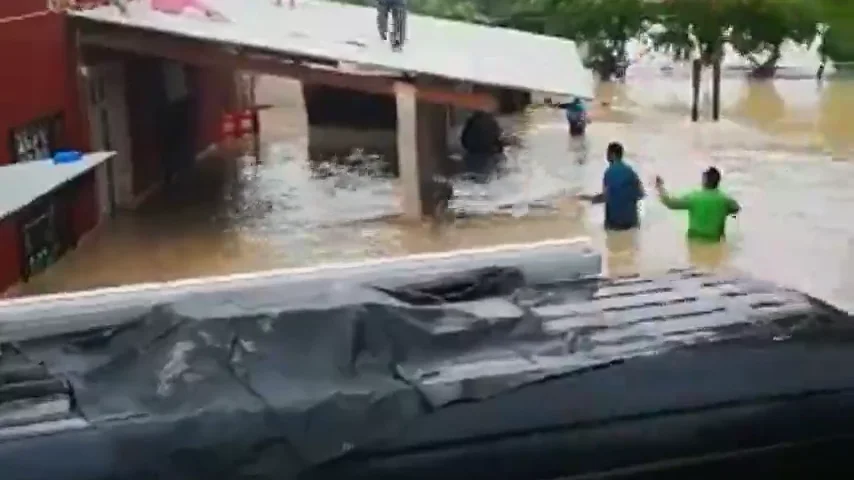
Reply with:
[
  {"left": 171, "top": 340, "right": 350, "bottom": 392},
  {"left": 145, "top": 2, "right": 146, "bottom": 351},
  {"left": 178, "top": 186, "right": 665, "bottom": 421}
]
[{"left": 52, "top": 150, "right": 82, "bottom": 164}]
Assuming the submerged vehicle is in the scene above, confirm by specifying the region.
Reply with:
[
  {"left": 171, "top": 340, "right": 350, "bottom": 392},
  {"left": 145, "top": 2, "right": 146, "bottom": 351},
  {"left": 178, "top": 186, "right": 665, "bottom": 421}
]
[{"left": 1, "top": 239, "right": 853, "bottom": 479}]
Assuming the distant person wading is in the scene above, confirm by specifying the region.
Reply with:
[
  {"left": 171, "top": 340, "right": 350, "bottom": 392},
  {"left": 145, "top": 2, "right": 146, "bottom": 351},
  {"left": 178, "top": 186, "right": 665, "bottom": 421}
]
[{"left": 561, "top": 98, "right": 588, "bottom": 137}]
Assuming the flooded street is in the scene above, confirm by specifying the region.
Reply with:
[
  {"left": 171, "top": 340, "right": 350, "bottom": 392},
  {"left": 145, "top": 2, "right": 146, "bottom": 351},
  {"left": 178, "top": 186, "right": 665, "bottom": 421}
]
[{"left": 19, "top": 48, "right": 854, "bottom": 312}]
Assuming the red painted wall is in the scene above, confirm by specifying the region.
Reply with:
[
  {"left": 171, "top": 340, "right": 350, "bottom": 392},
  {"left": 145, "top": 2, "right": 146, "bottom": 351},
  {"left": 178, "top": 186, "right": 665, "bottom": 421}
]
[
  {"left": 0, "top": 3, "right": 96, "bottom": 292},
  {"left": 0, "top": 219, "right": 21, "bottom": 293},
  {"left": 0, "top": 5, "right": 89, "bottom": 165},
  {"left": 0, "top": 1, "right": 238, "bottom": 292},
  {"left": 69, "top": 171, "right": 99, "bottom": 239}
]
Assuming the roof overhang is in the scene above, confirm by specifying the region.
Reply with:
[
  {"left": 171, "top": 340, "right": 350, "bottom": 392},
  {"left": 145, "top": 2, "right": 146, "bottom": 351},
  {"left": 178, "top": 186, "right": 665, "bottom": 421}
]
[
  {"left": 74, "top": 20, "right": 498, "bottom": 110},
  {"left": 68, "top": 0, "right": 595, "bottom": 104}
]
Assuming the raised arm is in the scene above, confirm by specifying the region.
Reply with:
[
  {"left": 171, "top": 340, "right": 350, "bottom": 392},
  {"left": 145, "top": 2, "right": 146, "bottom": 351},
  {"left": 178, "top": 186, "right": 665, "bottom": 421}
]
[
  {"left": 655, "top": 176, "right": 690, "bottom": 210},
  {"left": 659, "top": 190, "right": 692, "bottom": 210}
]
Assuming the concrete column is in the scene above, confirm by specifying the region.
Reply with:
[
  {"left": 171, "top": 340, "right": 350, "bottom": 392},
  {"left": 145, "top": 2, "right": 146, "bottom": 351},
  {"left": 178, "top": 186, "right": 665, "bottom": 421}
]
[
  {"left": 396, "top": 82, "right": 420, "bottom": 220},
  {"left": 395, "top": 82, "right": 449, "bottom": 221},
  {"left": 94, "top": 158, "right": 114, "bottom": 222}
]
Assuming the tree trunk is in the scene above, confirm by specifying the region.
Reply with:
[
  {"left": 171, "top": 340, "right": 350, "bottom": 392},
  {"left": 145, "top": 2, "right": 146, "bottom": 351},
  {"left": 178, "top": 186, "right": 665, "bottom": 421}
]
[
  {"left": 597, "top": 64, "right": 613, "bottom": 82},
  {"left": 750, "top": 44, "right": 782, "bottom": 79},
  {"left": 691, "top": 59, "right": 702, "bottom": 122},
  {"left": 712, "top": 59, "right": 721, "bottom": 121}
]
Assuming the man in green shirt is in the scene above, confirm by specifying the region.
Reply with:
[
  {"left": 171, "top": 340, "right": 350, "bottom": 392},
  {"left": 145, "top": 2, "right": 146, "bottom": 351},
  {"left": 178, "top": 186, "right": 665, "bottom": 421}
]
[{"left": 655, "top": 167, "right": 740, "bottom": 242}]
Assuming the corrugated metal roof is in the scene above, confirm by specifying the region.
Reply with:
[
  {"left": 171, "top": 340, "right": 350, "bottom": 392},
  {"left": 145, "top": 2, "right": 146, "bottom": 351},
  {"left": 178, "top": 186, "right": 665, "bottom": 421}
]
[
  {"left": 69, "top": 0, "right": 594, "bottom": 99},
  {"left": 0, "top": 152, "right": 113, "bottom": 220}
]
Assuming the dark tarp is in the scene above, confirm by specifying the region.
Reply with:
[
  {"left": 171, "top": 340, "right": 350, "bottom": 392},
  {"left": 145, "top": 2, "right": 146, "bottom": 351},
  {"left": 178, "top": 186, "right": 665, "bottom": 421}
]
[{"left": 1, "top": 268, "right": 853, "bottom": 480}]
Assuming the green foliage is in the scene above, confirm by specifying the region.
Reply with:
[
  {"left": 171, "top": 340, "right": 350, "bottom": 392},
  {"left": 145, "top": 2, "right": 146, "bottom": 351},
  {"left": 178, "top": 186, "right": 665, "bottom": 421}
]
[
  {"left": 651, "top": 0, "right": 730, "bottom": 62},
  {"left": 414, "top": 0, "right": 490, "bottom": 22},
  {"left": 820, "top": 26, "right": 854, "bottom": 68},
  {"left": 729, "top": 0, "right": 820, "bottom": 76},
  {"left": 817, "top": 0, "right": 854, "bottom": 67},
  {"left": 538, "top": 0, "right": 650, "bottom": 80},
  {"left": 647, "top": 0, "right": 821, "bottom": 75}
]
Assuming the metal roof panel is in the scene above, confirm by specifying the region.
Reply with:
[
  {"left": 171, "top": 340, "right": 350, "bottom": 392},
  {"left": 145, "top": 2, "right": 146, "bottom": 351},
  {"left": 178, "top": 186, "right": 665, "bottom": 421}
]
[{"left": 69, "top": 0, "right": 595, "bottom": 99}]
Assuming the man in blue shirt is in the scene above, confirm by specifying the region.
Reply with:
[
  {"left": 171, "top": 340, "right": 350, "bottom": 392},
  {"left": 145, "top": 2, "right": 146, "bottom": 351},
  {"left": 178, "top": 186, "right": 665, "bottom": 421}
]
[{"left": 578, "top": 142, "right": 644, "bottom": 230}]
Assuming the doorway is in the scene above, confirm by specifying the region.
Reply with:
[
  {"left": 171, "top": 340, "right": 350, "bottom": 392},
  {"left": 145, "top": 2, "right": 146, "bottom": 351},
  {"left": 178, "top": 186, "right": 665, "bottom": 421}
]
[
  {"left": 160, "top": 61, "right": 197, "bottom": 184},
  {"left": 85, "top": 62, "right": 133, "bottom": 214}
]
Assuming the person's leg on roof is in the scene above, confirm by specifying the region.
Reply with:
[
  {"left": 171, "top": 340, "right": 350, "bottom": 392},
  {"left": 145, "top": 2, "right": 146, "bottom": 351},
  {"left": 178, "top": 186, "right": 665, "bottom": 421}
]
[
  {"left": 376, "top": 0, "right": 391, "bottom": 41},
  {"left": 392, "top": 0, "right": 407, "bottom": 48}
]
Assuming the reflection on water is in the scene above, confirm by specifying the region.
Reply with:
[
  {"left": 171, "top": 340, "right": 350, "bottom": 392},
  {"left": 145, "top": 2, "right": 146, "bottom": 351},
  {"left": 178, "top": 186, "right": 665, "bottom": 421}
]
[
  {"left": 819, "top": 80, "right": 854, "bottom": 154},
  {"left": 732, "top": 79, "right": 787, "bottom": 132},
  {"left": 18, "top": 70, "right": 854, "bottom": 313}
]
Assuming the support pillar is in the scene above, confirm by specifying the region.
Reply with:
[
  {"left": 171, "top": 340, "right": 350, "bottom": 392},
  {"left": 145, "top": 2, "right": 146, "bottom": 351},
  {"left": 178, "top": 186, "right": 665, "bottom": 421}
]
[{"left": 395, "top": 82, "right": 449, "bottom": 221}]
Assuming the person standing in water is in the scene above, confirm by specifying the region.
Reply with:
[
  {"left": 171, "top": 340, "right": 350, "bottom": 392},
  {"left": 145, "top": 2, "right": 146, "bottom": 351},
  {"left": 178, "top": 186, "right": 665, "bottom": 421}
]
[
  {"left": 377, "top": 0, "right": 407, "bottom": 50},
  {"left": 655, "top": 167, "right": 740, "bottom": 242},
  {"left": 460, "top": 111, "right": 506, "bottom": 179},
  {"left": 562, "top": 98, "right": 588, "bottom": 137},
  {"left": 578, "top": 142, "right": 645, "bottom": 231}
]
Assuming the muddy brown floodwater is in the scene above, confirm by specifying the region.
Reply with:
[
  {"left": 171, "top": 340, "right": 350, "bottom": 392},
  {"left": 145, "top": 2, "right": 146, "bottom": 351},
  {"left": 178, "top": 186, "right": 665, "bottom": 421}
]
[{"left": 18, "top": 52, "right": 854, "bottom": 313}]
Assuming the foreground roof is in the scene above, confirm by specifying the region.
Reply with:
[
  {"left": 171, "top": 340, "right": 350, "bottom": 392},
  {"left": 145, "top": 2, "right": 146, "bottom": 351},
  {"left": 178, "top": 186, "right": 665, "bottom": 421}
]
[
  {"left": 69, "top": 0, "right": 594, "bottom": 99},
  {"left": 1, "top": 263, "right": 850, "bottom": 479}
]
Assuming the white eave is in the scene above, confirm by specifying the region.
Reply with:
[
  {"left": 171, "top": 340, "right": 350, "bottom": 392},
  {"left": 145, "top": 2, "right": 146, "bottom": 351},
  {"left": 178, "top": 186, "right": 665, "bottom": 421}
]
[{"left": 68, "top": 0, "right": 595, "bottom": 100}]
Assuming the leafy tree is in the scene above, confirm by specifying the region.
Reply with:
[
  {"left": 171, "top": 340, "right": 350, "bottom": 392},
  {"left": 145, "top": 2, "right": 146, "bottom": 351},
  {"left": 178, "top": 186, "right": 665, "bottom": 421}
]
[
  {"left": 540, "top": 0, "right": 650, "bottom": 81},
  {"left": 415, "top": 0, "right": 490, "bottom": 22},
  {"left": 490, "top": 0, "right": 553, "bottom": 33},
  {"left": 434, "top": 0, "right": 652, "bottom": 81},
  {"left": 727, "top": 0, "right": 819, "bottom": 77},
  {"left": 339, "top": 0, "right": 842, "bottom": 80},
  {"left": 650, "top": 0, "right": 822, "bottom": 76},
  {"left": 817, "top": 0, "right": 854, "bottom": 70},
  {"left": 648, "top": 0, "right": 733, "bottom": 66},
  {"left": 819, "top": 27, "right": 854, "bottom": 71}
]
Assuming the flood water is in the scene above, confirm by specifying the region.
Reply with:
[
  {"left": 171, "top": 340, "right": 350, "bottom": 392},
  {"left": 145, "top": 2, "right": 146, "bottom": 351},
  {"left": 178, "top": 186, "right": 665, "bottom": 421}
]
[{"left": 19, "top": 45, "right": 854, "bottom": 313}]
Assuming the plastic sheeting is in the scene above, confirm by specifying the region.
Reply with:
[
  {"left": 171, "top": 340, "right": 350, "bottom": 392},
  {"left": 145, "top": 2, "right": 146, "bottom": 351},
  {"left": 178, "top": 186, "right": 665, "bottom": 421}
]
[{"left": 2, "top": 263, "right": 854, "bottom": 480}]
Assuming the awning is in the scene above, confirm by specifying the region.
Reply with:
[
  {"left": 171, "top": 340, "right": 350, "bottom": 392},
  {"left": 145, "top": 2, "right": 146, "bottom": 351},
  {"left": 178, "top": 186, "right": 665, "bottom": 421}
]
[{"left": 0, "top": 152, "right": 114, "bottom": 220}]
